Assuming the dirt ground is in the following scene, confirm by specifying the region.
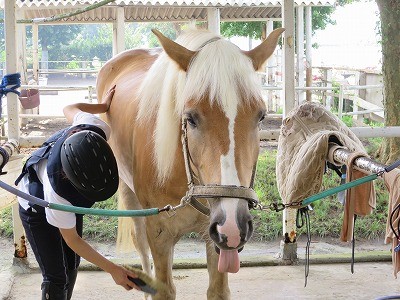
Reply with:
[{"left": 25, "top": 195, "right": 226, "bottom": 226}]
[
  {"left": 1, "top": 236, "right": 400, "bottom": 299},
  {"left": 5, "top": 263, "right": 400, "bottom": 300}
]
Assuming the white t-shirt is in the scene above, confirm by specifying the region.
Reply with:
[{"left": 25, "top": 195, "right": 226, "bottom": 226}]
[{"left": 17, "top": 112, "right": 111, "bottom": 229}]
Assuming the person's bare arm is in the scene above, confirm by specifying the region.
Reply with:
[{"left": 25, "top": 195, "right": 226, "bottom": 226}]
[
  {"left": 63, "top": 85, "right": 116, "bottom": 123},
  {"left": 59, "top": 226, "right": 140, "bottom": 291}
]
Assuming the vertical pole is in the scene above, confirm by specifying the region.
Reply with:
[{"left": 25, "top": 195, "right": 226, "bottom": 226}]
[
  {"left": 17, "top": 11, "right": 27, "bottom": 85},
  {"left": 305, "top": 6, "right": 313, "bottom": 102},
  {"left": 325, "top": 68, "right": 333, "bottom": 110},
  {"left": 266, "top": 20, "right": 275, "bottom": 85},
  {"left": 296, "top": 5, "right": 305, "bottom": 103},
  {"left": 338, "top": 84, "right": 344, "bottom": 119},
  {"left": 266, "top": 20, "right": 275, "bottom": 111},
  {"left": 5, "top": 0, "right": 25, "bottom": 262},
  {"left": 207, "top": 8, "right": 220, "bottom": 34},
  {"left": 189, "top": 19, "right": 197, "bottom": 29},
  {"left": 112, "top": 6, "right": 125, "bottom": 56},
  {"left": 281, "top": 0, "right": 297, "bottom": 262},
  {"left": 32, "top": 24, "right": 39, "bottom": 83},
  {"left": 4, "top": 1, "right": 20, "bottom": 147},
  {"left": 283, "top": 0, "right": 296, "bottom": 116}
]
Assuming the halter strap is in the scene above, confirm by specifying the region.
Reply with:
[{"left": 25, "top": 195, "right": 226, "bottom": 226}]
[{"left": 197, "top": 37, "right": 221, "bottom": 51}]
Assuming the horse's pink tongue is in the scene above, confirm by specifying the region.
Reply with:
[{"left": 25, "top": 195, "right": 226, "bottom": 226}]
[{"left": 218, "top": 249, "right": 240, "bottom": 273}]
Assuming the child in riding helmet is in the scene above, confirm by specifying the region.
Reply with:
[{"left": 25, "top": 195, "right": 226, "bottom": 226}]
[{"left": 15, "top": 85, "right": 140, "bottom": 300}]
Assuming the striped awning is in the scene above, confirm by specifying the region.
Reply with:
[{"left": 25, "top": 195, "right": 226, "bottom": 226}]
[{"left": 14, "top": 0, "right": 336, "bottom": 23}]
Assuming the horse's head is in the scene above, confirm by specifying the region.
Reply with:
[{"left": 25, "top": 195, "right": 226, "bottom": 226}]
[{"left": 148, "top": 28, "right": 284, "bottom": 273}]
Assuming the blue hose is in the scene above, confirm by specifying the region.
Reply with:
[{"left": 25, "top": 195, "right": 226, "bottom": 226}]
[{"left": 0, "top": 179, "right": 160, "bottom": 217}]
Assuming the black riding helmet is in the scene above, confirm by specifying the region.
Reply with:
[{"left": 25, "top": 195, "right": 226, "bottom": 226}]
[{"left": 60, "top": 130, "right": 118, "bottom": 202}]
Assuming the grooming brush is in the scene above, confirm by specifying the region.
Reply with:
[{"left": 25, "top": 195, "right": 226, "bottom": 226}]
[{"left": 123, "top": 264, "right": 167, "bottom": 295}]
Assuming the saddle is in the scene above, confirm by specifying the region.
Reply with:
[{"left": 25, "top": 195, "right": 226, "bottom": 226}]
[{"left": 276, "top": 102, "right": 376, "bottom": 242}]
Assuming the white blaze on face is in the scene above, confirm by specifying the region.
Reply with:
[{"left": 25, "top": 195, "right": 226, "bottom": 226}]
[{"left": 217, "top": 103, "right": 241, "bottom": 249}]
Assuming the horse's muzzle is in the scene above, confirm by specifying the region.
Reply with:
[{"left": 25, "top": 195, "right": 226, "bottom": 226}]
[{"left": 209, "top": 205, "right": 254, "bottom": 251}]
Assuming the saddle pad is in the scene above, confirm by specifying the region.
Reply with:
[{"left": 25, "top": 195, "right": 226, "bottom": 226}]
[{"left": 276, "top": 102, "right": 375, "bottom": 241}]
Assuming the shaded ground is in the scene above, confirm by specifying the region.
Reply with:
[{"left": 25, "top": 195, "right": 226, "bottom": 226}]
[
  {"left": 6, "top": 263, "right": 400, "bottom": 300},
  {"left": 1, "top": 235, "right": 399, "bottom": 300}
]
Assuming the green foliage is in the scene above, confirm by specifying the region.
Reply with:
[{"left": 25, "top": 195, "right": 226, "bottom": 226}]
[
  {"left": 252, "top": 150, "right": 283, "bottom": 241},
  {"left": 220, "top": 3, "right": 355, "bottom": 41},
  {"left": 82, "top": 196, "right": 119, "bottom": 241},
  {"left": 44, "top": 23, "right": 181, "bottom": 63},
  {"left": 0, "top": 206, "right": 12, "bottom": 238},
  {"left": 66, "top": 60, "right": 80, "bottom": 70},
  {"left": 35, "top": 25, "right": 82, "bottom": 50},
  {"left": 131, "top": 22, "right": 180, "bottom": 48},
  {"left": 363, "top": 119, "right": 384, "bottom": 127},
  {"left": 362, "top": 137, "right": 383, "bottom": 159},
  {"left": 221, "top": 22, "right": 265, "bottom": 39},
  {"left": 49, "top": 24, "right": 113, "bottom": 62},
  {"left": 341, "top": 115, "right": 354, "bottom": 127}
]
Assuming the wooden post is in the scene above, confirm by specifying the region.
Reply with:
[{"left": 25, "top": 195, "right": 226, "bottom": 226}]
[
  {"left": 266, "top": 20, "right": 275, "bottom": 111},
  {"left": 112, "top": 6, "right": 125, "bottom": 56},
  {"left": 17, "top": 10, "right": 27, "bottom": 85},
  {"left": 281, "top": 0, "right": 297, "bottom": 262},
  {"left": 32, "top": 24, "right": 39, "bottom": 83},
  {"left": 338, "top": 84, "right": 344, "bottom": 119},
  {"left": 4, "top": 1, "right": 20, "bottom": 154},
  {"left": 305, "top": 6, "right": 313, "bottom": 102},
  {"left": 207, "top": 8, "right": 220, "bottom": 34},
  {"left": 5, "top": 0, "right": 26, "bottom": 265},
  {"left": 283, "top": 0, "right": 296, "bottom": 115},
  {"left": 296, "top": 5, "right": 305, "bottom": 103},
  {"left": 325, "top": 68, "right": 333, "bottom": 110}
]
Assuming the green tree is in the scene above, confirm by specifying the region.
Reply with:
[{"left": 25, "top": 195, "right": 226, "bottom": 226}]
[
  {"left": 38, "top": 25, "right": 81, "bottom": 52},
  {"left": 375, "top": 0, "right": 400, "bottom": 164},
  {"left": 50, "top": 24, "right": 113, "bottom": 62},
  {"left": 25, "top": 25, "right": 82, "bottom": 73},
  {"left": 131, "top": 22, "right": 185, "bottom": 47},
  {"left": 50, "top": 22, "right": 185, "bottom": 64},
  {"left": 220, "top": 0, "right": 352, "bottom": 40}
]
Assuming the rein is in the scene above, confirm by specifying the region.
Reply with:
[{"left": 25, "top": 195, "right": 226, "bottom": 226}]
[{"left": 178, "top": 118, "right": 259, "bottom": 216}]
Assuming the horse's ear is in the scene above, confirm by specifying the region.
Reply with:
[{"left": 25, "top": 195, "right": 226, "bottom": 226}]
[
  {"left": 152, "top": 29, "right": 196, "bottom": 72},
  {"left": 244, "top": 28, "right": 285, "bottom": 71}
]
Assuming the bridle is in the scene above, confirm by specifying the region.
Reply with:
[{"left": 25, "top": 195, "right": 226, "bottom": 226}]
[{"left": 174, "top": 117, "right": 259, "bottom": 216}]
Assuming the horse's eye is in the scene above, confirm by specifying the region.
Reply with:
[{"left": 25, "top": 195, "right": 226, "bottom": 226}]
[
  {"left": 259, "top": 113, "right": 266, "bottom": 123},
  {"left": 186, "top": 116, "right": 197, "bottom": 128}
]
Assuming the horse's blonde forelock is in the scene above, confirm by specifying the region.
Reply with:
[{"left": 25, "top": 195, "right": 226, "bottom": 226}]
[{"left": 138, "top": 29, "right": 262, "bottom": 184}]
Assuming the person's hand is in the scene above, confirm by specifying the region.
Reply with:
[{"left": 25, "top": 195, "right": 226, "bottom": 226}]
[
  {"left": 103, "top": 85, "right": 116, "bottom": 111},
  {"left": 109, "top": 264, "right": 141, "bottom": 291}
]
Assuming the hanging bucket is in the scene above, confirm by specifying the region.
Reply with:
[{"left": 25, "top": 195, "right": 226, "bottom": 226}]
[{"left": 19, "top": 89, "right": 40, "bottom": 109}]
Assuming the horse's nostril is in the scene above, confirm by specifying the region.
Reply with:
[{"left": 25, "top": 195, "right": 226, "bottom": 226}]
[
  {"left": 209, "top": 222, "right": 220, "bottom": 243},
  {"left": 247, "top": 219, "right": 254, "bottom": 240},
  {"left": 214, "top": 245, "right": 220, "bottom": 254}
]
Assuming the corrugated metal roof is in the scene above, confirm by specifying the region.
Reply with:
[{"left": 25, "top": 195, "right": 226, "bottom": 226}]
[{"left": 15, "top": 0, "right": 336, "bottom": 22}]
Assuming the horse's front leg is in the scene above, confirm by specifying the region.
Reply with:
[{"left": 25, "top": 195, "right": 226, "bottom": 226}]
[
  {"left": 206, "top": 241, "right": 231, "bottom": 300},
  {"left": 118, "top": 180, "right": 152, "bottom": 276},
  {"left": 146, "top": 217, "right": 176, "bottom": 300}
]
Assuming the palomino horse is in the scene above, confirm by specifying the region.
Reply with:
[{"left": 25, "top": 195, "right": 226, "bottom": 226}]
[{"left": 96, "top": 27, "right": 284, "bottom": 299}]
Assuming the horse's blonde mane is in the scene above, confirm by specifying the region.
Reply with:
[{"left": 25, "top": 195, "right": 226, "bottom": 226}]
[{"left": 137, "top": 29, "right": 262, "bottom": 184}]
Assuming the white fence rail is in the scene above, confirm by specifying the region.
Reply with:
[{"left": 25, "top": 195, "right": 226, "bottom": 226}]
[{"left": 0, "top": 80, "right": 393, "bottom": 147}]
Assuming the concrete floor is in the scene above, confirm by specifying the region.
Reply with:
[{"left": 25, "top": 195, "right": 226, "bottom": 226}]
[{"left": 3, "top": 262, "right": 400, "bottom": 300}]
